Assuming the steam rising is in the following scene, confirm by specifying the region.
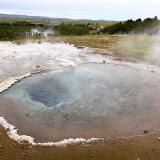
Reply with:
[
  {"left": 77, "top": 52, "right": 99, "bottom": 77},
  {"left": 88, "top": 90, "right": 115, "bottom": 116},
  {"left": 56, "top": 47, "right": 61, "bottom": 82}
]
[
  {"left": 31, "top": 28, "right": 54, "bottom": 37},
  {"left": 1, "top": 41, "right": 160, "bottom": 145}
]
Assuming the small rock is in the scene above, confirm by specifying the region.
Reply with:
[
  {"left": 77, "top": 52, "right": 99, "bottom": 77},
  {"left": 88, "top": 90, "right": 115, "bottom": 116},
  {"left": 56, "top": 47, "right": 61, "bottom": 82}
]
[
  {"left": 143, "top": 130, "right": 148, "bottom": 134},
  {"left": 77, "top": 46, "right": 85, "bottom": 49},
  {"left": 90, "top": 155, "right": 94, "bottom": 158},
  {"left": 35, "top": 65, "right": 41, "bottom": 68},
  {"left": 152, "top": 149, "right": 156, "bottom": 152}
]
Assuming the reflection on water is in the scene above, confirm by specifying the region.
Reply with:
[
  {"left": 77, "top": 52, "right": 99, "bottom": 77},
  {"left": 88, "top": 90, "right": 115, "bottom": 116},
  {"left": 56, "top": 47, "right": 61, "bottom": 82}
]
[{"left": 1, "top": 63, "right": 160, "bottom": 142}]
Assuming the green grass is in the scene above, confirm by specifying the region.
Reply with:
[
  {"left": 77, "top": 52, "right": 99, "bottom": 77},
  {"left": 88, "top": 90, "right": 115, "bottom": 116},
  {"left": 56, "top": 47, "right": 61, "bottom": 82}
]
[
  {"left": 55, "top": 35, "right": 123, "bottom": 49},
  {"left": 0, "top": 18, "right": 117, "bottom": 26},
  {"left": 0, "top": 18, "right": 50, "bottom": 25},
  {"left": 114, "top": 35, "right": 157, "bottom": 58}
]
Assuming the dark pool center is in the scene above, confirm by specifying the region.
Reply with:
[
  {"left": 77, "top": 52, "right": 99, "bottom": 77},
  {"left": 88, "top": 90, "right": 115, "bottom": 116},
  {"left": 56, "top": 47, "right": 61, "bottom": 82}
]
[{"left": 1, "top": 63, "right": 160, "bottom": 142}]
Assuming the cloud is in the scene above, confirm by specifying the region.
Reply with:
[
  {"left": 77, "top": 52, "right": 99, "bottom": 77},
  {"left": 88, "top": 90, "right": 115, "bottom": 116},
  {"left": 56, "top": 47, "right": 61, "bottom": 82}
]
[{"left": 0, "top": 0, "right": 160, "bottom": 20}]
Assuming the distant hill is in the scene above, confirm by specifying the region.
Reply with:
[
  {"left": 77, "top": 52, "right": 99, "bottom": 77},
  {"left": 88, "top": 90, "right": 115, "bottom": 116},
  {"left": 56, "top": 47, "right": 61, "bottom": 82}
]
[
  {"left": 0, "top": 13, "right": 116, "bottom": 23},
  {"left": 0, "top": 13, "right": 117, "bottom": 27},
  {"left": 0, "top": 13, "right": 63, "bottom": 20},
  {"left": 0, "top": 13, "right": 97, "bottom": 21}
]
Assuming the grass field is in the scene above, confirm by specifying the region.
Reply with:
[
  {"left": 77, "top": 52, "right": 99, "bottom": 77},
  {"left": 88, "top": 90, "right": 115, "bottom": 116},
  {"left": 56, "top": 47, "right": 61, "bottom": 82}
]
[
  {"left": 46, "top": 35, "right": 158, "bottom": 61},
  {"left": 12, "top": 34, "right": 160, "bottom": 63},
  {"left": 72, "top": 35, "right": 160, "bottom": 61},
  {"left": 0, "top": 18, "right": 116, "bottom": 26}
]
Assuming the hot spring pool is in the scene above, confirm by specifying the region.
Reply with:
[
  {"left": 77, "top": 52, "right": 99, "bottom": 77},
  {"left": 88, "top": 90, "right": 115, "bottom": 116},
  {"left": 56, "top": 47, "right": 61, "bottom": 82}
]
[{"left": 1, "top": 63, "right": 160, "bottom": 142}]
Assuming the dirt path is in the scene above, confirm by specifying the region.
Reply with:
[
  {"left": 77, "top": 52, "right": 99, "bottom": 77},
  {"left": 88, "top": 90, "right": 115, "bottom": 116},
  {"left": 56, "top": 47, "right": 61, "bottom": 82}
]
[{"left": 1, "top": 125, "right": 160, "bottom": 160}]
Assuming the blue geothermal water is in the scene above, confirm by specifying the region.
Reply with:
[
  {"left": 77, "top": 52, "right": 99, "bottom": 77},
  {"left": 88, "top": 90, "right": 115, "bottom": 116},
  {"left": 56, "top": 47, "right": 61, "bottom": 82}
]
[{"left": 1, "top": 63, "right": 160, "bottom": 142}]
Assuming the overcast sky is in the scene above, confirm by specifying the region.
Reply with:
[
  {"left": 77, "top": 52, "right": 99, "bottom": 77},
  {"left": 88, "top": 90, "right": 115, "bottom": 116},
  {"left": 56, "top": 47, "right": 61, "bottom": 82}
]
[{"left": 0, "top": 0, "right": 160, "bottom": 20}]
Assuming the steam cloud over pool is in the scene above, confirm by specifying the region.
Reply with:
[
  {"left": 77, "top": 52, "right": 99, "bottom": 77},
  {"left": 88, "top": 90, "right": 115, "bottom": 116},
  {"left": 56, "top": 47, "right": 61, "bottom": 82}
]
[{"left": 1, "top": 42, "right": 160, "bottom": 143}]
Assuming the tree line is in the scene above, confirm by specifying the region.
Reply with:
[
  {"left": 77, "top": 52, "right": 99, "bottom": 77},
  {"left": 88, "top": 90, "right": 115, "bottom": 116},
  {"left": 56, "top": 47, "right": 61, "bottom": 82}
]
[
  {"left": 55, "top": 23, "right": 89, "bottom": 35},
  {"left": 0, "top": 21, "right": 53, "bottom": 40},
  {"left": 102, "top": 16, "right": 160, "bottom": 35},
  {"left": 0, "top": 17, "right": 159, "bottom": 40}
]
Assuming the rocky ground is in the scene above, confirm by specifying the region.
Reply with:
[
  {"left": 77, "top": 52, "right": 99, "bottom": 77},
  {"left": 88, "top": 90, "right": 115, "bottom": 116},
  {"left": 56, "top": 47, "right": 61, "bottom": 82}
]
[{"left": 1, "top": 125, "right": 160, "bottom": 160}]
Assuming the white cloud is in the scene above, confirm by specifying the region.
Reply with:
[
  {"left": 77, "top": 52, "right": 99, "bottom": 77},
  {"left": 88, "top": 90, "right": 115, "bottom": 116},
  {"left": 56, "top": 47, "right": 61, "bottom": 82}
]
[{"left": 0, "top": 0, "right": 160, "bottom": 20}]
